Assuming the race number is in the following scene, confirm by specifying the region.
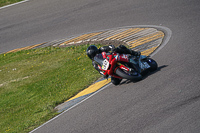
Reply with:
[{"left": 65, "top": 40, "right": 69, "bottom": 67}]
[
  {"left": 102, "top": 59, "right": 109, "bottom": 70},
  {"left": 140, "top": 62, "right": 150, "bottom": 70}
]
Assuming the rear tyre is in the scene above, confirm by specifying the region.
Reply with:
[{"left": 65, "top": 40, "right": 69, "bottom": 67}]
[
  {"left": 115, "top": 68, "right": 142, "bottom": 81},
  {"left": 147, "top": 58, "right": 158, "bottom": 72},
  {"left": 111, "top": 77, "right": 122, "bottom": 85}
]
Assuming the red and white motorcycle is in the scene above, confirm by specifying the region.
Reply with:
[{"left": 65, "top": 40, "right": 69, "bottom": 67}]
[{"left": 93, "top": 51, "right": 157, "bottom": 85}]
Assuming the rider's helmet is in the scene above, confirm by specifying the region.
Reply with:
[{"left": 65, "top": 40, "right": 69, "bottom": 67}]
[{"left": 86, "top": 45, "right": 98, "bottom": 60}]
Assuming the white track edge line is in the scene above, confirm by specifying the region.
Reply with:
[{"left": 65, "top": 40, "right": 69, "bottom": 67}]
[{"left": 0, "top": 0, "right": 29, "bottom": 10}]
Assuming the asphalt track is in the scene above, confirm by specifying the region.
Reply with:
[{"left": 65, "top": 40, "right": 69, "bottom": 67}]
[{"left": 1, "top": 0, "right": 200, "bottom": 133}]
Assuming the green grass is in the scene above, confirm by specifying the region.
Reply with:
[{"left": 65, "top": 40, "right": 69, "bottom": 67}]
[
  {"left": 0, "top": 44, "right": 102, "bottom": 133},
  {"left": 0, "top": 0, "right": 23, "bottom": 7}
]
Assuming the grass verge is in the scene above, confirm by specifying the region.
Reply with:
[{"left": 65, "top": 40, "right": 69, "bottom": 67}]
[
  {"left": 0, "top": 0, "right": 23, "bottom": 7},
  {"left": 0, "top": 44, "right": 102, "bottom": 133}
]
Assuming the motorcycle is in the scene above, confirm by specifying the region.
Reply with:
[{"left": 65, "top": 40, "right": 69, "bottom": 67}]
[{"left": 93, "top": 51, "right": 158, "bottom": 85}]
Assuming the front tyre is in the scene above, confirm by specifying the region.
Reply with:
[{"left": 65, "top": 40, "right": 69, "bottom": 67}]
[
  {"left": 111, "top": 77, "right": 122, "bottom": 85},
  {"left": 115, "top": 68, "right": 142, "bottom": 81}
]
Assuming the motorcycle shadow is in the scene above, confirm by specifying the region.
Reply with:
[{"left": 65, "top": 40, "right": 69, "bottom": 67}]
[{"left": 120, "top": 65, "right": 168, "bottom": 85}]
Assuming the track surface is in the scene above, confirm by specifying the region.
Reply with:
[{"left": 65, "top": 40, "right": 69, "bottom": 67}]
[{"left": 1, "top": 0, "right": 200, "bottom": 132}]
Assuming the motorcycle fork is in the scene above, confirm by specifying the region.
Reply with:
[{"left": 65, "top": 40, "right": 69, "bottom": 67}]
[
  {"left": 105, "top": 55, "right": 123, "bottom": 79},
  {"left": 107, "top": 55, "right": 116, "bottom": 75}
]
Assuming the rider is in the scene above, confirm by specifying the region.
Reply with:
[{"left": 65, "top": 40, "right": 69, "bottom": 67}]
[{"left": 86, "top": 45, "right": 141, "bottom": 85}]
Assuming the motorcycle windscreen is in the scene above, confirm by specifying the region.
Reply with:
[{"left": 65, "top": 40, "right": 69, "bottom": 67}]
[{"left": 94, "top": 54, "right": 104, "bottom": 66}]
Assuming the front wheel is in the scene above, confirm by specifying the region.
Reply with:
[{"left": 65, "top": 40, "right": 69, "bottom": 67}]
[
  {"left": 111, "top": 77, "right": 122, "bottom": 85},
  {"left": 115, "top": 68, "right": 142, "bottom": 81}
]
